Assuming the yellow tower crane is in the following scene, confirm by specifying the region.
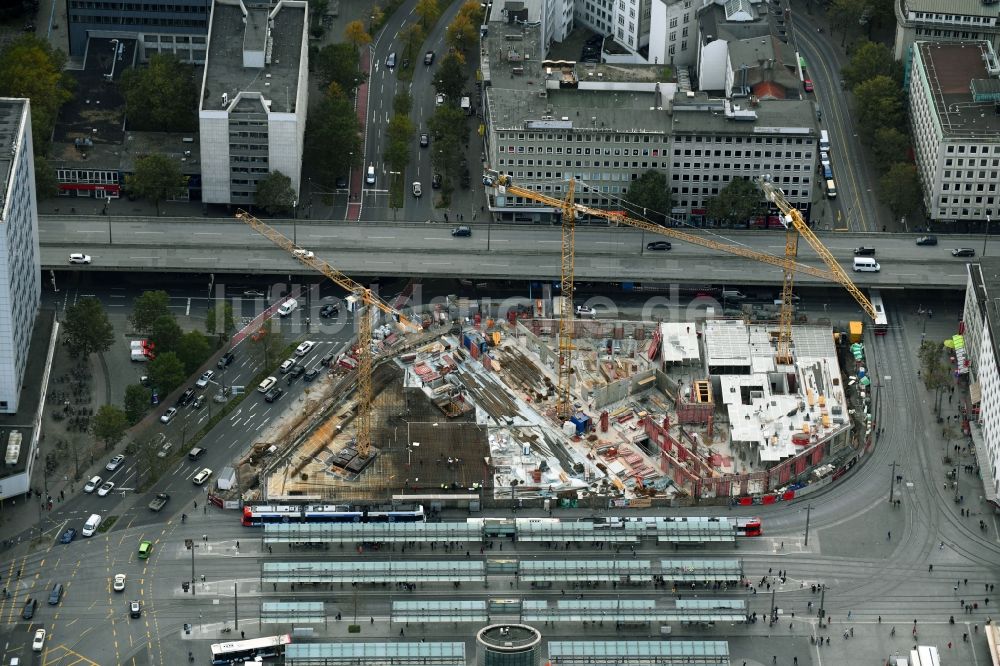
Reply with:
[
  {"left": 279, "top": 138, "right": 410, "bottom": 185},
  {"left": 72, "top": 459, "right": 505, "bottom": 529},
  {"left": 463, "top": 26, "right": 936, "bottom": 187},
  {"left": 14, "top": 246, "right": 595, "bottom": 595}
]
[
  {"left": 235, "top": 209, "right": 418, "bottom": 460},
  {"left": 486, "top": 171, "right": 876, "bottom": 373}
]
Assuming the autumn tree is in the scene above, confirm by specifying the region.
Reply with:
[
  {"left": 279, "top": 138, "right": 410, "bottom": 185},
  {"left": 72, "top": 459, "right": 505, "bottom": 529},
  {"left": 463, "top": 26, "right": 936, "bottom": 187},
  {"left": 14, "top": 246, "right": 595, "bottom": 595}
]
[
  {"left": 0, "top": 34, "right": 73, "bottom": 153},
  {"left": 314, "top": 43, "right": 364, "bottom": 94},
  {"left": 344, "top": 20, "right": 372, "bottom": 50},
  {"left": 415, "top": 0, "right": 440, "bottom": 29}
]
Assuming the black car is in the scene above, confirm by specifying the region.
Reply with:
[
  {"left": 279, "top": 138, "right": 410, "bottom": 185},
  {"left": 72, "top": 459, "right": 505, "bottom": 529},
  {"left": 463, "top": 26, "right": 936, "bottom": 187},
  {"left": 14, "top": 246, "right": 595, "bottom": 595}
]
[
  {"left": 320, "top": 304, "right": 339, "bottom": 318},
  {"left": 320, "top": 353, "right": 335, "bottom": 367},
  {"left": 264, "top": 387, "right": 284, "bottom": 403},
  {"left": 286, "top": 365, "right": 305, "bottom": 384},
  {"left": 335, "top": 175, "right": 348, "bottom": 189},
  {"left": 59, "top": 528, "right": 77, "bottom": 544},
  {"left": 952, "top": 248, "right": 976, "bottom": 257},
  {"left": 431, "top": 173, "right": 442, "bottom": 189},
  {"left": 646, "top": 241, "right": 672, "bottom": 251},
  {"left": 304, "top": 368, "right": 320, "bottom": 382},
  {"left": 22, "top": 597, "right": 37, "bottom": 620},
  {"left": 217, "top": 350, "right": 235, "bottom": 369},
  {"left": 916, "top": 235, "right": 938, "bottom": 246},
  {"left": 129, "top": 600, "right": 142, "bottom": 618},
  {"left": 853, "top": 246, "right": 876, "bottom": 256},
  {"left": 178, "top": 388, "right": 195, "bottom": 406}
]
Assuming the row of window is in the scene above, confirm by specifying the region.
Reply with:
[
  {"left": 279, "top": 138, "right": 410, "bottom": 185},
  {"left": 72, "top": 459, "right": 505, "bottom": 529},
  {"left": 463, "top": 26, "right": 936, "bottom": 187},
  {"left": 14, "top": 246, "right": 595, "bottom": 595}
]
[
  {"left": 503, "top": 145, "right": 662, "bottom": 156},
  {"left": 70, "top": 14, "right": 206, "bottom": 27},
  {"left": 946, "top": 145, "right": 1000, "bottom": 155},
  {"left": 56, "top": 169, "right": 119, "bottom": 183},
  {"left": 675, "top": 173, "right": 811, "bottom": 184},
  {"left": 497, "top": 132, "right": 660, "bottom": 143},
  {"left": 70, "top": 1, "right": 208, "bottom": 10},
  {"left": 675, "top": 161, "right": 811, "bottom": 170},
  {"left": 143, "top": 34, "right": 206, "bottom": 44},
  {"left": 497, "top": 162, "right": 662, "bottom": 173},
  {"left": 942, "top": 182, "right": 998, "bottom": 192},
  {"left": 676, "top": 150, "right": 812, "bottom": 159},
  {"left": 938, "top": 195, "right": 998, "bottom": 207},
  {"left": 911, "top": 11, "right": 993, "bottom": 24}
]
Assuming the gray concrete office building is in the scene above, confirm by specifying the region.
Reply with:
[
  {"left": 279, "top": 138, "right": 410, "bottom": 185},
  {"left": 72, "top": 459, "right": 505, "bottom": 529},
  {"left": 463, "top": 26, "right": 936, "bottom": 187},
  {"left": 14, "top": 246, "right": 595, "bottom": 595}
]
[
  {"left": 476, "top": 624, "right": 542, "bottom": 666},
  {"left": 66, "top": 0, "right": 211, "bottom": 61},
  {"left": 0, "top": 99, "right": 40, "bottom": 414}
]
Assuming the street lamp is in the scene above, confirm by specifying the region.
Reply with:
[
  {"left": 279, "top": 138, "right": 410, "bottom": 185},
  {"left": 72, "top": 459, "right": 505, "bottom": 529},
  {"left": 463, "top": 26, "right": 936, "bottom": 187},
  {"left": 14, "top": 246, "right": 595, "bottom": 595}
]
[
  {"left": 984, "top": 214, "right": 991, "bottom": 257},
  {"left": 105, "top": 196, "right": 113, "bottom": 244}
]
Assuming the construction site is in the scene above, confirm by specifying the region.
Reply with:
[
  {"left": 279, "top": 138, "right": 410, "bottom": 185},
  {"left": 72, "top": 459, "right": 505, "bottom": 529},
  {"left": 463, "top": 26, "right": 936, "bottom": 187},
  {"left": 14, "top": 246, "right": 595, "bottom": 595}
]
[{"left": 226, "top": 294, "right": 859, "bottom": 506}]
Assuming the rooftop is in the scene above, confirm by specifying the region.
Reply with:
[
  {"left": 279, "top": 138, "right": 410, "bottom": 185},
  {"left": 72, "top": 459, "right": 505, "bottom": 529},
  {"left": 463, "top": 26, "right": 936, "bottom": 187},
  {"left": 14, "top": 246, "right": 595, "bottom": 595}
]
[
  {"left": 477, "top": 624, "right": 542, "bottom": 650},
  {"left": 201, "top": 0, "right": 306, "bottom": 115},
  {"left": 904, "top": 0, "right": 1000, "bottom": 17},
  {"left": 0, "top": 99, "right": 27, "bottom": 203},
  {"left": 121, "top": 132, "right": 201, "bottom": 175},
  {"left": 915, "top": 41, "right": 1000, "bottom": 140},
  {"left": 671, "top": 92, "right": 816, "bottom": 136}
]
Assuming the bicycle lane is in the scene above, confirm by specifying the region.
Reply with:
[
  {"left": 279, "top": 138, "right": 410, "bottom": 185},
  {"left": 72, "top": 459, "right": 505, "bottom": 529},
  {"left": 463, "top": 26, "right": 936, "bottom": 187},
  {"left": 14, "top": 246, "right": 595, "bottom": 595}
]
[{"left": 347, "top": 48, "right": 372, "bottom": 222}]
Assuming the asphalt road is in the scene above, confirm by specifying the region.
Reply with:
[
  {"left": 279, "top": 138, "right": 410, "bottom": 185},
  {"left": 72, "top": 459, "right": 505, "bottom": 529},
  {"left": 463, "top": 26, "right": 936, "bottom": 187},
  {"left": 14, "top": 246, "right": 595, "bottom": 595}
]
[{"left": 42, "top": 214, "right": 987, "bottom": 286}]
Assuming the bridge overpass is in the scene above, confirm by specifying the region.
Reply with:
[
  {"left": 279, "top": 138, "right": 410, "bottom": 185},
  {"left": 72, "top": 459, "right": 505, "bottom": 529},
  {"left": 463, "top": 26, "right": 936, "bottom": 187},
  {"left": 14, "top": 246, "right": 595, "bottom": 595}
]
[{"left": 39, "top": 215, "right": 977, "bottom": 288}]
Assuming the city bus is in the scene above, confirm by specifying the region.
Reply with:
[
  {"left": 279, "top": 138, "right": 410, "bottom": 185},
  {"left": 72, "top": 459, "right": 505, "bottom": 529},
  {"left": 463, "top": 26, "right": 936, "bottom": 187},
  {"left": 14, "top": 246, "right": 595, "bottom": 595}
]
[
  {"left": 870, "top": 290, "right": 888, "bottom": 335},
  {"left": 210, "top": 634, "right": 291, "bottom": 665}
]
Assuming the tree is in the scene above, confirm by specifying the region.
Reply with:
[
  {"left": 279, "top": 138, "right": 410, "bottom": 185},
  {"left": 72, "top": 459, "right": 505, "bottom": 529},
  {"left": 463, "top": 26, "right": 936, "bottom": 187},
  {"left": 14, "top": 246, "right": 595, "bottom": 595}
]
[
  {"left": 393, "top": 90, "right": 412, "bottom": 117},
  {"left": 149, "top": 314, "right": 182, "bottom": 355},
  {"left": 63, "top": 296, "right": 114, "bottom": 357},
  {"left": 433, "top": 51, "right": 466, "bottom": 101},
  {"left": 34, "top": 155, "right": 58, "bottom": 199},
  {"left": 176, "top": 330, "right": 212, "bottom": 374},
  {"left": 314, "top": 43, "right": 364, "bottom": 94},
  {"left": 368, "top": 6, "right": 385, "bottom": 31},
  {"left": 130, "top": 290, "right": 171, "bottom": 334},
  {"left": 841, "top": 40, "right": 899, "bottom": 90},
  {"left": 415, "top": 0, "right": 440, "bottom": 28},
  {"left": 250, "top": 320, "right": 283, "bottom": 369},
  {"left": 871, "top": 127, "right": 911, "bottom": 172},
  {"left": 879, "top": 162, "right": 923, "bottom": 219},
  {"left": 206, "top": 301, "right": 235, "bottom": 338},
  {"left": 305, "top": 87, "right": 362, "bottom": 188},
  {"left": 0, "top": 35, "right": 73, "bottom": 153},
  {"left": 344, "top": 20, "right": 372, "bottom": 50},
  {"left": 457, "top": 0, "right": 484, "bottom": 25},
  {"left": 400, "top": 23, "right": 426, "bottom": 66},
  {"left": 123, "top": 384, "right": 150, "bottom": 425},
  {"left": 705, "top": 178, "right": 760, "bottom": 226},
  {"left": 853, "top": 76, "right": 905, "bottom": 140},
  {"left": 91, "top": 405, "right": 129, "bottom": 451},
  {"left": 445, "top": 13, "right": 476, "bottom": 53},
  {"left": 147, "top": 351, "right": 187, "bottom": 395},
  {"left": 918, "top": 339, "right": 951, "bottom": 416},
  {"left": 385, "top": 114, "right": 414, "bottom": 171},
  {"left": 828, "top": 0, "right": 867, "bottom": 44},
  {"left": 120, "top": 54, "right": 197, "bottom": 131},
  {"left": 625, "top": 170, "right": 672, "bottom": 224},
  {"left": 130, "top": 153, "right": 186, "bottom": 214},
  {"left": 255, "top": 170, "right": 297, "bottom": 215},
  {"left": 429, "top": 106, "right": 467, "bottom": 190}
]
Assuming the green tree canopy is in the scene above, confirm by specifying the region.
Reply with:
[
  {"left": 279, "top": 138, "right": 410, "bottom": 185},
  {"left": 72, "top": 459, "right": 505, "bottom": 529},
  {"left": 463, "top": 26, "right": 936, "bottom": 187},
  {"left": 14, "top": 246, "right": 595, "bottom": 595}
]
[
  {"left": 148, "top": 351, "right": 186, "bottom": 395},
  {"left": 384, "top": 114, "right": 414, "bottom": 171},
  {"left": 829, "top": 0, "right": 868, "bottom": 41},
  {"left": 91, "top": 404, "right": 129, "bottom": 451},
  {"left": 206, "top": 301, "right": 235, "bottom": 338},
  {"left": 871, "top": 127, "right": 911, "bottom": 172},
  {"left": 625, "top": 170, "right": 672, "bottom": 224},
  {"left": 429, "top": 105, "right": 467, "bottom": 190},
  {"left": 176, "top": 330, "right": 212, "bottom": 374},
  {"left": 120, "top": 54, "right": 198, "bottom": 131},
  {"left": 0, "top": 35, "right": 73, "bottom": 153},
  {"left": 705, "top": 178, "right": 760, "bottom": 226},
  {"left": 393, "top": 90, "right": 412, "bottom": 116},
  {"left": 841, "top": 40, "right": 899, "bottom": 90},
  {"left": 305, "top": 87, "right": 361, "bottom": 188},
  {"left": 433, "top": 52, "right": 466, "bottom": 101},
  {"left": 314, "top": 43, "right": 364, "bottom": 94},
  {"left": 130, "top": 290, "right": 171, "bottom": 334},
  {"left": 123, "top": 383, "right": 150, "bottom": 425},
  {"left": 34, "top": 155, "right": 58, "bottom": 199},
  {"left": 254, "top": 170, "right": 297, "bottom": 215},
  {"left": 250, "top": 320, "right": 283, "bottom": 368},
  {"left": 149, "top": 314, "right": 182, "bottom": 355},
  {"left": 879, "top": 162, "right": 923, "bottom": 219},
  {"left": 853, "top": 75, "right": 905, "bottom": 140},
  {"left": 415, "top": 0, "right": 440, "bottom": 28},
  {"left": 130, "top": 153, "right": 186, "bottom": 214},
  {"left": 63, "top": 296, "right": 114, "bottom": 357}
]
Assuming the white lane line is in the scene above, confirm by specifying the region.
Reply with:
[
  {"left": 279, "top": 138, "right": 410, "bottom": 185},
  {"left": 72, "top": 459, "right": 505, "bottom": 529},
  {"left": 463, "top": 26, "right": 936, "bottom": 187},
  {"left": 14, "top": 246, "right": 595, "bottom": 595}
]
[
  {"left": 130, "top": 257, "right": 157, "bottom": 260},
  {"left": 367, "top": 236, "right": 396, "bottom": 240},
  {"left": 195, "top": 232, "right": 221, "bottom": 236},
  {"left": 135, "top": 231, "right": 164, "bottom": 235},
  {"left": 422, "top": 237, "right": 449, "bottom": 241},
  {"left": 481, "top": 263, "right": 509, "bottom": 267}
]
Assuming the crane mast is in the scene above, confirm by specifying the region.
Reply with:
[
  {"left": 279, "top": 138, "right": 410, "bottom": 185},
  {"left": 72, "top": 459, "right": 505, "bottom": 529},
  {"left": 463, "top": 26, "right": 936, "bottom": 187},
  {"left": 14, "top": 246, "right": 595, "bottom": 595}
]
[{"left": 235, "top": 210, "right": 417, "bottom": 459}]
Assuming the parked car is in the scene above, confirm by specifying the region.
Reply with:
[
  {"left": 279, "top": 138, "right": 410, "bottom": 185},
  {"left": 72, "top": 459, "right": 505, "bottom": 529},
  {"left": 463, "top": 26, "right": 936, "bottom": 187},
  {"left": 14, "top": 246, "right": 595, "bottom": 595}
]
[
  {"left": 646, "top": 241, "right": 671, "bottom": 251},
  {"left": 952, "top": 248, "right": 976, "bottom": 257},
  {"left": 265, "top": 387, "right": 285, "bottom": 403},
  {"left": 69, "top": 253, "right": 92, "bottom": 264},
  {"left": 295, "top": 340, "right": 316, "bottom": 357},
  {"left": 195, "top": 370, "right": 215, "bottom": 388},
  {"left": 105, "top": 454, "right": 125, "bottom": 471},
  {"left": 575, "top": 305, "right": 597, "bottom": 318},
  {"left": 803, "top": 78, "right": 813, "bottom": 92},
  {"left": 916, "top": 235, "right": 938, "bottom": 246},
  {"left": 192, "top": 468, "right": 213, "bottom": 485},
  {"left": 160, "top": 407, "right": 178, "bottom": 424},
  {"left": 97, "top": 481, "right": 115, "bottom": 497},
  {"left": 84, "top": 476, "right": 102, "bottom": 493},
  {"left": 435, "top": 93, "right": 445, "bottom": 106},
  {"left": 215, "top": 349, "right": 236, "bottom": 370},
  {"left": 304, "top": 367, "right": 320, "bottom": 382},
  {"left": 431, "top": 173, "right": 442, "bottom": 189},
  {"left": 59, "top": 528, "right": 77, "bottom": 544},
  {"left": 156, "top": 442, "right": 173, "bottom": 458}
]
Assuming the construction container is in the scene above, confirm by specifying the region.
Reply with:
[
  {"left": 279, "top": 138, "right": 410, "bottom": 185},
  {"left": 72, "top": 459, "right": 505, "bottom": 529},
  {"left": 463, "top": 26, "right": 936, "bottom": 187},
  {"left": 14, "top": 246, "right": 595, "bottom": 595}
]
[
  {"left": 570, "top": 412, "right": 591, "bottom": 434},
  {"left": 848, "top": 321, "right": 863, "bottom": 343}
]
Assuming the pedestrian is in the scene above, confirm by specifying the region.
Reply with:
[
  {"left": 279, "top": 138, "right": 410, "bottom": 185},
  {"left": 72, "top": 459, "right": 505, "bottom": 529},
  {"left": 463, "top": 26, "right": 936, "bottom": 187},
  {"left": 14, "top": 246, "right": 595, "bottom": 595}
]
[
  {"left": 772, "top": 657, "right": 777, "bottom": 664},
  {"left": 848, "top": 610, "right": 852, "bottom": 619},
  {"left": 241, "top": 631, "right": 244, "bottom": 639},
  {"left": 236, "top": 541, "right": 240, "bottom": 550},
  {"left": 194, "top": 500, "right": 197, "bottom": 509},
  {"left": 887, "top": 531, "right": 891, "bottom": 540},
  {"left": 370, "top": 617, "right": 374, "bottom": 624}
]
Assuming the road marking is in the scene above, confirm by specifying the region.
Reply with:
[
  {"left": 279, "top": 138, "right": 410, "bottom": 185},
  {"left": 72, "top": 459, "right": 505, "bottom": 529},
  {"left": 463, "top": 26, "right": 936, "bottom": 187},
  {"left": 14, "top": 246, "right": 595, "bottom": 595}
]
[
  {"left": 422, "top": 262, "right": 452, "bottom": 266},
  {"left": 186, "top": 298, "right": 191, "bottom": 316},
  {"left": 481, "top": 263, "right": 509, "bottom": 267},
  {"left": 186, "top": 258, "right": 215, "bottom": 262},
  {"left": 594, "top": 241, "right": 623, "bottom": 245},
  {"left": 367, "top": 261, "right": 395, "bottom": 265},
  {"left": 135, "top": 231, "right": 164, "bottom": 235},
  {"left": 422, "top": 237, "right": 449, "bottom": 241},
  {"left": 367, "top": 236, "right": 396, "bottom": 240},
  {"left": 231, "top": 418, "right": 242, "bottom": 427},
  {"left": 489, "top": 239, "right": 509, "bottom": 243},
  {"left": 130, "top": 257, "right": 157, "bottom": 260},
  {"left": 195, "top": 232, "right": 221, "bottom": 236},
  {"left": 75, "top": 229, "right": 103, "bottom": 233},
  {"left": 537, "top": 240, "right": 560, "bottom": 243}
]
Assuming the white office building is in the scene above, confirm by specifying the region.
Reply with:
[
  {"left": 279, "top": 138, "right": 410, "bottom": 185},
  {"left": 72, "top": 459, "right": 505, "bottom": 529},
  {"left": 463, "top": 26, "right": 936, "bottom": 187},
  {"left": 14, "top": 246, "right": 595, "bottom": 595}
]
[
  {"left": 0, "top": 99, "right": 40, "bottom": 415},
  {"left": 908, "top": 41, "right": 1000, "bottom": 225},
  {"left": 198, "top": 0, "right": 309, "bottom": 205},
  {"left": 963, "top": 260, "right": 1000, "bottom": 506},
  {"left": 894, "top": 0, "right": 1000, "bottom": 61}
]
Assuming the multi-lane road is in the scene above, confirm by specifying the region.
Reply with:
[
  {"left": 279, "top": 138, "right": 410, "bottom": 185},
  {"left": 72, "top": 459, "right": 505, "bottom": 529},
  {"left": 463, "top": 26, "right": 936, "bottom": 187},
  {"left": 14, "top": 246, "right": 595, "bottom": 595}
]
[{"left": 42, "top": 214, "right": 985, "bottom": 286}]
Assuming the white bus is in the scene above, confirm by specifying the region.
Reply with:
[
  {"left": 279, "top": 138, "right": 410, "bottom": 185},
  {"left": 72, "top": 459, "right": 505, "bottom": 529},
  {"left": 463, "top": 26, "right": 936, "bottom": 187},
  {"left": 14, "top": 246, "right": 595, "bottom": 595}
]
[{"left": 819, "top": 129, "right": 830, "bottom": 152}]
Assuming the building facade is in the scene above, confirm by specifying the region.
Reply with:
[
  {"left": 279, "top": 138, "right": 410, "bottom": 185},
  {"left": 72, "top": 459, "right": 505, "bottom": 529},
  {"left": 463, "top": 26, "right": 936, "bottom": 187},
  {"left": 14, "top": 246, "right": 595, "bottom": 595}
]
[
  {"left": 0, "top": 99, "right": 40, "bottom": 414},
  {"left": 908, "top": 41, "right": 1000, "bottom": 225},
  {"left": 198, "top": 0, "right": 309, "bottom": 206},
  {"left": 893, "top": 0, "right": 1000, "bottom": 61},
  {"left": 963, "top": 261, "right": 1000, "bottom": 506},
  {"left": 66, "top": 0, "right": 211, "bottom": 61},
  {"left": 476, "top": 625, "right": 542, "bottom": 666}
]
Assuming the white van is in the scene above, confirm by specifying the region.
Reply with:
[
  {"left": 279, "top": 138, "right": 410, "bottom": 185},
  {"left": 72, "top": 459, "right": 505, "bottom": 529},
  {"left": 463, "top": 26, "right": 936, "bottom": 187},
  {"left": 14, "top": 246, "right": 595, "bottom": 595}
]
[
  {"left": 82, "top": 513, "right": 102, "bottom": 537},
  {"left": 366, "top": 165, "right": 376, "bottom": 185},
  {"left": 826, "top": 178, "right": 837, "bottom": 198},
  {"left": 277, "top": 298, "right": 298, "bottom": 317},
  {"left": 819, "top": 129, "right": 830, "bottom": 152},
  {"left": 853, "top": 257, "right": 880, "bottom": 272}
]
